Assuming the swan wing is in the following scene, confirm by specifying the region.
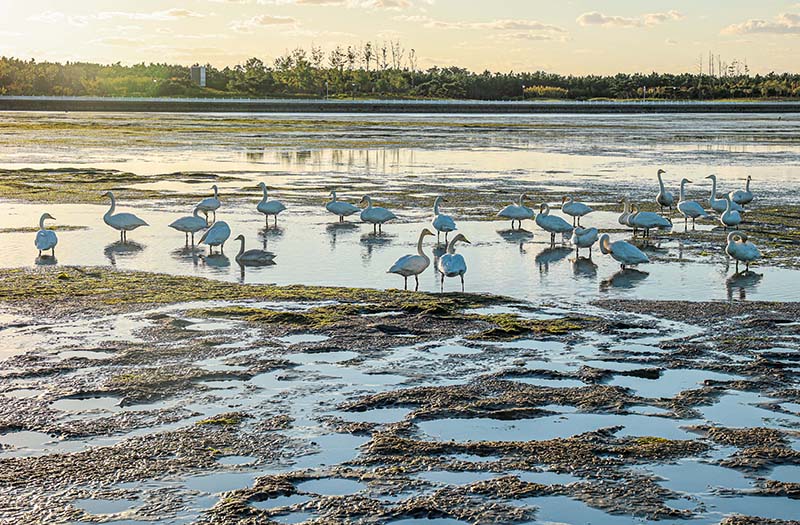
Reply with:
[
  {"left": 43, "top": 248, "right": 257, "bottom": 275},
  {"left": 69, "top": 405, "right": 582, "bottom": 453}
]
[
  {"left": 612, "top": 240, "right": 649, "bottom": 265},
  {"left": 433, "top": 214, "right": 457, "bottom": 232},
  {"left": 35, "top": 230, "right": 58, "bottom": 250}
]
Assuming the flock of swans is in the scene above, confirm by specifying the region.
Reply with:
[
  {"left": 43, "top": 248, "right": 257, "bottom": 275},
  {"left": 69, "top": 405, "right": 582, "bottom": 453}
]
[{"left": 32, "top": 170, "right": 761, "bottom": 291}]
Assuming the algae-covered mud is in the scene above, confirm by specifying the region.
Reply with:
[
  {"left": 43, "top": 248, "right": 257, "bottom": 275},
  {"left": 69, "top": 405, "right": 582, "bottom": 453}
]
[{"left": 1, "top": 111, "right": 800, "bottom": 524}]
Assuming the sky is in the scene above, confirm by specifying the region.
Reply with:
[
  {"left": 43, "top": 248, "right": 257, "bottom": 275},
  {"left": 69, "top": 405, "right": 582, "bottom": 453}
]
[{"left": 1, "top": 0, "right": 799, "bottom": 74}]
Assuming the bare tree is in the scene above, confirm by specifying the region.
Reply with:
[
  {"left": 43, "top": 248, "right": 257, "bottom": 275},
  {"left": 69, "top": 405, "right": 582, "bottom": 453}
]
[
  {"left": 311, "top": 45, "right": 324, "bottom": 69},
  {"left": 362, "top": 42, "right": 373, "bottom": 71},
  {"left": 408, "top": 48, "right": 417, "bottom": 73},
  {"left": 380, "top": 42, "right": 388, "bottom": 71},
  {"left": 346, "top": 46, "right": 356, "bottom": 71}
]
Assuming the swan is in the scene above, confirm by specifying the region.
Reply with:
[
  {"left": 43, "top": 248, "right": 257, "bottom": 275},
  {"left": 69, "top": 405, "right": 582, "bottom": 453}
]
[
  {"left": 599, "top": 234, "right": 649, "bottom": 269},
  {"left": 437, "top": 233, "right": 470, "bottom": 292},
  {"left": 629, "top": 205, "right": 671, "bottom": 238},
  {"left": 360, "top": 195, "right": 397, "bottom": 233},
  {"left": 234, "top": 234, "right": 276, "bottom": 265},
  {"left": 102, "top": 191, "right": 148, "bottom": 242},
  {"left": 726, "top": 231, "right": 760, "bottom": 273},
  {"left": 168, "top": 206, "right": 208, "bottom": 245},
  {"left": 720, "top": 194, "right": 742, "bottom": 230},
  {"left": 561, "top": 195, "right": 593, "bottom": 226},
  {"left": 535, "top": 203, "right": 574, "bottom": 245},
  {"left": 497, "top": 193, "right": 534, "bottom": 230},
  {"left": 705, "top": 174, "right": 743, "bottom": 213},
  {"left": 197, "top": 185, "right": 221, "bottom": 223},
  {"left": 199, "top": 220, "right": 231, "bottom": 255},
  {"left": 34, "top": 213, "right": 58, "bottom": 256},
  {"left": 573, "top": 227, "right": 599, "bottom": 258},
  {"left": 729, "top": 175, "right": 754, "bottom": 208},
  {"left": 257, "top": 182, "right": 286, "bottom": 227},
  {"left": 387, "top": 228, "right": 434, "bottom": 290},
  {"left": 656, "top": 169, "right": 675, "bottom": 215},
  {"left": 326, "top": 191, "right": 360, "bottom": 222},
  {"left": 676, "top": 178, "right": 708, "bottom": 231},
  {"left": 432, "top": 196, "right": 457, "bottom": 243}
]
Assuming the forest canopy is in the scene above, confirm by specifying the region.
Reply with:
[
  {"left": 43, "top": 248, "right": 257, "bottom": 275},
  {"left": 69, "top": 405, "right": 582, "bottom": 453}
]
[{"left": 2, "top": 45, "right": 800, "bottom": 101}]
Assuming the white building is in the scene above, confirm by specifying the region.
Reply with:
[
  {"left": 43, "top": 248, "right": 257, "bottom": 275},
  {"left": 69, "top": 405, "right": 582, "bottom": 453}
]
[{"left": 190, "top": 66, "right": 207, "bottom": 88}]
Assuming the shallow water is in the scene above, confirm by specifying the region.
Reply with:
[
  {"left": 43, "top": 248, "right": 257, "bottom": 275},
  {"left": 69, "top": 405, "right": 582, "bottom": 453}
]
[{"left": 3, "top": 112, "right": 800, "bottom": 524}]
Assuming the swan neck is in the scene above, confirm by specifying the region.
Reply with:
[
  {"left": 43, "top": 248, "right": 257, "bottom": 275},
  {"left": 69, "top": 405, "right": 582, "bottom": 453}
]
[
  {"left": 106, "top": 195, "right": 116, "bottom": 216},
  {"left": 433, "top": 198, "right": 440, "bottom": 215},
  {"left": 38, "top": 214, "right": 46, "bottom": 229},
  {"left": 680, "top": 181, "right": 687, "bottom": 200},
  {"left": 237, "top": 238, "right": 245, "bottom": 256},
  {"left": 710, "top": 177, "right": 717, "bottom": 198},
  {"left": 331, "top": 191, "right": 337, "bottom": 201},
  {"left": 364, "top": 197, "right": 372, "bottom": 209},
  {"left": 261, "top": 185, "right": 268, "bottom": 200},
  {"left": 746, "top": 177, "right": 751, "bottom": 192},
  {"left": 416, "top": 232, "right": 428, "bottom": 258},
  {"left": 657, "top": 173, "right": 665, "bottom": 191}
]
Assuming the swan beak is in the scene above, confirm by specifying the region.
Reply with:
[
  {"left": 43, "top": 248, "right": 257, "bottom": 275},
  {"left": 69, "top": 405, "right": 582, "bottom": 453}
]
[
  {"left": 463, "top": 237, "right": 471, "bottom": 244},
  {"left": 687, "top": 180, "right": 693, "bottom": 184}
]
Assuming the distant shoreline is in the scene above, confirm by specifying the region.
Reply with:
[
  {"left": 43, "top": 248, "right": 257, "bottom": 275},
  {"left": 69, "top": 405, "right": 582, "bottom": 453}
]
[{"left": 1, "top": 96, "right": 800, "bottom": 114}]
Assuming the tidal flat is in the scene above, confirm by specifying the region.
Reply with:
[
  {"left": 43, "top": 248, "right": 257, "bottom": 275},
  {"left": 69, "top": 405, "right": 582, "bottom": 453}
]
[{"left": 1, "top": 112, "right": 800, "bottom": 524}]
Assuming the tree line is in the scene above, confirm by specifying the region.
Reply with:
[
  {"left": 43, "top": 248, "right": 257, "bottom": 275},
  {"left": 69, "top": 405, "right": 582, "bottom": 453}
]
[{"left": 2, "top": 46, "right": 800, "bottom": 100}]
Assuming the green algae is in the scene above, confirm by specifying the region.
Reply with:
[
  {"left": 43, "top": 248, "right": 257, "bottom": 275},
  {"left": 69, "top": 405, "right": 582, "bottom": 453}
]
[
  {"left": 0, "top": 266, "right": 508, "bottom": 312},
  {"left": 467, "top": 313, "right": 593, "bottom": 340}
]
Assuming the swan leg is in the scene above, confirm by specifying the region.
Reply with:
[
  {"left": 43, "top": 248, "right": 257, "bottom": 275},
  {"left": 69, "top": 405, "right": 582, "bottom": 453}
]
[
  {"left": 445, "top": 231, "right": 449, "bottom": 243},
  {"left": 440, "top": 274, "right": 444, "bottom": 293},
  {"left": 373, "top": 223, "right": 377, "bottom": 234},
  {"left": 735, "top": 260, "right": 740, "bottom": 274},
  {"left": 460, "top": 274, "right": 464, "bottom": 292},
  {"left": 191, "top": 232, "right": 195, "bottom": 245},
  {"left": 403, "top": 276, "right": 407, "bottom": 290},
  {"left": 437, "top": 231, "right": 440, "bottom": 243},
  {"left": 38, "top": 249, "right": 41, "bottom": 257},
  {"left": 220, "top": 242, "right": 225, "bottom": 254},
  {"left": 274, "top": 215, "right": 278, "bottom": 227},
  {"left": 414, "top": 275, "right": 419, "bottom": 292},
  {"left": 51, "top": 247, "right": 55, "bottom": 256}
]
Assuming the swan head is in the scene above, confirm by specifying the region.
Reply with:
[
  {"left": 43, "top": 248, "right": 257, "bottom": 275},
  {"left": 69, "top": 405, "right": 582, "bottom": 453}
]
[
  {"left": 234, "top": 234, "right": 245, "bottom": 242},
  {"left": 420, "top": 228, "right": 435, "bottom": 238},
  {"left": 359, "top": 195, "right": 371, "bottom": 205},
  {"left": 561, "top": 195, "right": 571, "bottom": 204},
  {"left": 539, "top": 203, "right": 550, "bottom": 214},
  {"left": 746, "top": 175, "right": 752, "bottom": 181},
  {"left": 257, "top": 182, "right": 266, "bottom": 190},
  {"left": 657, "top": 169, "right": 666, "bottom": 175},
  {"left": 102, "top": 191, "right": 113, "bottom": 199},
  {"left": 727, "top": 231, "right": 746, "bottom": 243},
  {"left": 434, "top": 195, "right": 446, "bottom": 204},
  {"left": 705, "top": 174, "right": 716, "bottom": 180},
  {"left": 41, "top": 212, "right": 56, "bottom": 222},
  {"left": 451, "top": 233, "right": 470, "bottom": 245},
  {"left": 681, "top": 178, "right": 692, "bottom": 185},
  {"left": 599, "top": 234, "right": 611, "bottom": 254}
]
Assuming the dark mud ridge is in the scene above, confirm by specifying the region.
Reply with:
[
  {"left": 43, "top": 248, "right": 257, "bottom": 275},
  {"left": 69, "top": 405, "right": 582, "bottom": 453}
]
[{"left": 0, "top": 266, "right": 799, "bottom": 524}]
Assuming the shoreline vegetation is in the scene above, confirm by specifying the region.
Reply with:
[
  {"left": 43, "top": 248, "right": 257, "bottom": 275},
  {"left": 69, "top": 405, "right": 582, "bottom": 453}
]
[
  {"left": 2, "top": 53, "right": 800, "bottom": 104},
  {"left": 3, "top": 97, "right": 800, "bottom": 113}
]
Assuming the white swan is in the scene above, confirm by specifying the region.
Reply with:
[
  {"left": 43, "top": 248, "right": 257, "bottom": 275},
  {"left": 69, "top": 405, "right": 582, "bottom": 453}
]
[
  {"left": 535, "top": 203, "right": 574, "bottom": 245},
  {"left": 561, "top": 195, "right": 593, "bottom": 226},
  {"left": 326, "top": 191, "right": 360, "bottom": 222},
  {"left": 656, "top": 169, "right": 675, "bottom": 215},
  {"left": 102, "top": 191, "right": 148, "bottom": 242},
  {"left": 705, "top": 174, "right": 744, "bottom": 213},
  {"left": 629, "top": 205, "right": 671, "bottom": 238},
  {"left": 437, "top": 233, "right": 470, "bottom": 292},
  {"left": 257, "top": 182, "right": 286, "bottom": 227},
  {"left": 497, "top": 193, "right": 534, "bottom": 230},
  {"left": 234, "top": 234, "right": 276, "bottom": 265},
  {"left": 360, "top": 195, "right": 397, "bottom": 233},
  {"left": 199, "top": 220, "right": 231, "bottom": 255},
  {"left": 35, "top": 213, "right": 58, "bottom": 256},
  {"left": 599, "top": 234, "right": 650, "bottom": 269},
  {"left": 676, "top": 178, "right": 708, "bottom": 231},
  {"left": 573, "top": 227, "right": 599, "bottom": 258},
  {"left": 432, "top": 196, "right": 457, "bottom": 243},
  {"left": 197, "top": 185, "right": 221, "bottom": 223},
  {"left": 388, "top": 228, "right": 434, "bottom": 290},
  {"left": 720, "top": 194, "right": 742, "bottom": 230},
  {"left": 168, "top": 206, "right": 208, "bottom": 245},
  {"left": 726, "top": 231, "right": 760, "bottom": 273},
  {"left": 730, "top": 175, "right": 754, "bottom": 208}
]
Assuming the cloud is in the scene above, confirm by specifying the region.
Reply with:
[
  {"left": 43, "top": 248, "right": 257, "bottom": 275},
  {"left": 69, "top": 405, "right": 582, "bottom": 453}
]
[
  {"left": 397, "top": 15, "right": 565, "bottom": 35},
  {"left": 576, "top": 10, "right": 683, "bottom": 28},
  {"left": 722, "top": 13, "right": 800, "bottom": 35},
  {"left": 254, "top": 0, "right": 415, "bottom": 7},
  {"left": 230, "top": 14, "right": 298, "bottom": 32},
  {"left": 29, "top": 8, "right": 205, "bottom": 26}
]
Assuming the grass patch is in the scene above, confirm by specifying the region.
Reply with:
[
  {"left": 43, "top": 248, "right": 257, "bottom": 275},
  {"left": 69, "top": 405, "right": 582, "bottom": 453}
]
[{"left": 467, "top": 313, "right": 592, "bottom": 340}]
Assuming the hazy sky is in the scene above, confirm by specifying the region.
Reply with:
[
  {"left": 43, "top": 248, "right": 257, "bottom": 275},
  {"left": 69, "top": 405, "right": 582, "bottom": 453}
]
[{"left": 2, "top": 0, "right": 799, "bottom": 74}]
